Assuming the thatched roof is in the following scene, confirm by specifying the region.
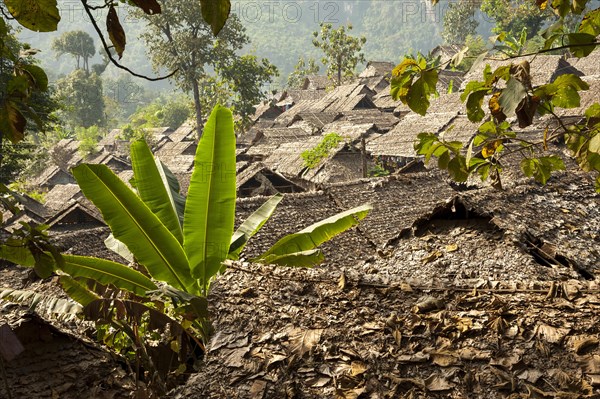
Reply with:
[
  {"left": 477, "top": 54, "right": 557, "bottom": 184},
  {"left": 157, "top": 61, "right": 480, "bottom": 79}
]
[
  {"left": 320, "top": 121, "right": 375, "bottom": 142},
  {"left": 426, "top": 92, "right": 464, "bottom": 114},
  {"left": 289, "top": 111, "right": 341, "bottom": 131},
  {"left": 155, "top": 141, "right": 197, "bottom": 157},
  {"left": 237, "top": 163, "right": 304, "bottom": 197},
  {"left": 460, "top": 55, "right": 579, "bottom": 90},
  {"left": 301, "top": 75, "right": 330, "bottom": 90},
  {"left": 255, "top": 127, "right": 312, "bottom": 146},
  {"left": 159, "top": 155, "right": 195, "bottom": 174},
  {"left": 311, "top": 83, "right": 376, "bottom": 113},
  {"left": 339, "top": 109, "right": 400, "bottom": 132},
  {"left": 366, "top": 113, "right": 457, "bottom": 157},
  {"left": 245, "top": 143, "right": 279, "bottom": 159},
  {"left": 437, "top": 70, "right": 465, "bottom": 92},
  {"left": 251, "top": 101, "right": 282, "bottom": 122},
  {"left": 358, "top": 75, "right": 389, "bottom": 93},
  {"left": 276, "top": 90, "right": 328, "bottom": 109},
  {"left": 169, "top": 121, "right": 196, "bottom": 142},
  {"left": 53, "top": 138, "right": 80, "bottom": 155},
  {"left": 568, "top": 49, "right": 600, "bottom": 77},
  {"left": 358, "top": 61, "right": 395, "bottom": 78},
  {"left": 440, "top": 116, "right": 479, "bottom": 149},
  {"left": 88, "top": 152, "right": 131, "bottom": 172},
  {"left": 44, "top": 183, "right": 82, "bottom": 211},
  {"left": 45, "top": 200, "right": 105, "bottom": 231},
  {"left": 98, "top": 129, "right": 122, "bottom": 146},
  {"left": 30, "top": 165, "right": 75, "bottom": 188}
]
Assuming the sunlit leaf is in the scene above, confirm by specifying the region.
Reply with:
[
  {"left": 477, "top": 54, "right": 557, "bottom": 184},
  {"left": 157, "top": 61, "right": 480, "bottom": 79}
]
[{"left": 4, "top": 0, "right": 60, "bottom": 32}]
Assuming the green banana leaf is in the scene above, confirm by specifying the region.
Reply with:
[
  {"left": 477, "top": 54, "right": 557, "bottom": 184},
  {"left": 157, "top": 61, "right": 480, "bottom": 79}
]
[
  {"left": 254, "top": 249, "right": 324, "bottom": 267},
  {"left": 105, "top": 233, "right": 134, "bottom": 263},
  {"left": 72, "top": 164, "right": 196, "bottom": 293},
  {"left": 62, "top": 255, "right": 157, "bottom": 296},
  {"left": 0, "top": 244, "right": 35, "bottom": 266},
  {"left": 59, "top": 276, "right": 100, "bottom": 306},
  {"left": 0, "top": 245, "right": 157, "bottom": 297},
  {"left": 131, "top": 140, "right": 183, "bottom": 243},
  {"left": 229, "top": 193, "right": 283, "bottom": 260},
  {"left": 183, "top": 105, "right": 236, "bottom": 289},
  {"left": 256, "top": 204, "right": 372, "bottom": 261},
  {"left": 156, "top": 158, "right": 186, "bottom": 225}
]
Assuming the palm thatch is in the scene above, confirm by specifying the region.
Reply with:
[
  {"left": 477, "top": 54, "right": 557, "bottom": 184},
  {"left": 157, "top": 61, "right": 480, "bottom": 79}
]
[{"left": 367, "top": 113, "right": 457, "bottom": 157}]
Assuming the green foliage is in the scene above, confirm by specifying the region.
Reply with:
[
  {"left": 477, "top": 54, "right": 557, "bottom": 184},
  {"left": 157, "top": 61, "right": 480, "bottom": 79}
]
[
  {"left": 218, "top": 54, "right": 279, "bottom": 130},
  {"left": 0, "top": 19, "right": 53, "bottom": 144},
  {"left": 51, "top": 30, "right": 95, "bottom": 71},
  {"left": 75, "top": 125, "right": 102, "bottom": 157},
  {"left": 287, "top": 57, "right": 320, "bottom": 89},
  {"left": 54, "top": 69, "right": 105, "bottom": 128},
  {"left": 301, "top": 133, "right": 343, "bottom": 169},
  {"left": 390, "top": 54, "right": 439, "bottom": 116},
  {"left": 312, "top": 23, "right": 366, "bottom": 86},
  {"left": 369, "top": 163, "right": 390, "bottom": 177},
  {"left": 481, "top": 0, "right": 552, "bottom": 38},
  {"left": 407, "top": 0, "right": 600, "bottom": 191},
  {"left": 129, "top": 94, "right": 192, "bottom": 130},
  {"left": 442, "top": 0, "right": 479, "bottom": 45}
]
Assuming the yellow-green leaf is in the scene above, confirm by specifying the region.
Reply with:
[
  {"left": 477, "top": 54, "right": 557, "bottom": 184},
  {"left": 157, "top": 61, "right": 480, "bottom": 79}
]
[{"left": 4, "top": 0, "right": 60, "bottom": 32}]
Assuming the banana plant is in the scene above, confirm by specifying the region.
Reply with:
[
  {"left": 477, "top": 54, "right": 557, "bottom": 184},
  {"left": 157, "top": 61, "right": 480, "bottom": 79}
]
[{"left": 1, "top": 105, "right": 371, "bottom": 301}]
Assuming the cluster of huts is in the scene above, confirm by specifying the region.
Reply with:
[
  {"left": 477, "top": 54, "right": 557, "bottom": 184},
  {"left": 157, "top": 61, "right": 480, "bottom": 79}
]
[
  {"left": 1, "top": 50, "right": 599, "bottom": 399},
  {"left": 0, "top": 51, "right": 598, "bottom": 262}
]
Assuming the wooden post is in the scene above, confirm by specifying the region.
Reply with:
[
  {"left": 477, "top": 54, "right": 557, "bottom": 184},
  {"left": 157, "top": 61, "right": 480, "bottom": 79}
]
[{"left": 361, "top": 134, "right": 367, "bottom": 178}]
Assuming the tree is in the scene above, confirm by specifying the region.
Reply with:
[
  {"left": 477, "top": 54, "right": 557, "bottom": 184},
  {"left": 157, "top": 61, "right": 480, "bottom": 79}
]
[
  {"left": 481, "top": 0, "right": 553, "bottom": 38},
  {"left": 51, "top": 30, "right": 95, "bottom": 72},
  {"left": 390, "top": 1, "right": 600, "bottom": 191},
  {"left": 219, "top": 54, "right": 279, "bottom": 130},
  {"left": 54, "top": 69, "right": 105, "bottom": 129},
  {"left": 136, "top": 2, "right": 252, "bottom": 139},
  {"left": 287, "top": 56, "right": 321, "bottom": 89},
  {"left": 442, "top": 0, "right": 479, "bottom": 45},
  {"left": 313, "top": 23, "right": 366, "bottom": 86},
  {"left": 129, "top": 94, "right": 192, "bottom": 130},
  {"left": 75, "top": 125, "right": 102, "bottom": 157}
]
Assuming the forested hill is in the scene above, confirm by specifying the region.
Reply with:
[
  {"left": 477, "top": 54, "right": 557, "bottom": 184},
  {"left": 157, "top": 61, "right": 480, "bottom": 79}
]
[{"left": 16, "top": 0, "right": 492, "bottom": 90}]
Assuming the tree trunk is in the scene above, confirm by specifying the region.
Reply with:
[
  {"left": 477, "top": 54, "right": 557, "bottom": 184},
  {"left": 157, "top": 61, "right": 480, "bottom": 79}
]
[
  {"left": 191, "top": 80, "right": 203, "bottom": 141},
  {"left": 337, "top": 55, "right": 342, "bottom": 86}
]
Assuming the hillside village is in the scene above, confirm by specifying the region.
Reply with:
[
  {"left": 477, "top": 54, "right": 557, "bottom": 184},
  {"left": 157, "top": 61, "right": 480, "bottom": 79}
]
[{"left": 1, "top": 50, "right": 600, "bottom": 398}]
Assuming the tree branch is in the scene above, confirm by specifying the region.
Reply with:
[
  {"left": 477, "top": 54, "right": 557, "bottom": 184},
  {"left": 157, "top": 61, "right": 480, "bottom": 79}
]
[{"left": 79, "top": 0, "right": 177, "bottom": 81}]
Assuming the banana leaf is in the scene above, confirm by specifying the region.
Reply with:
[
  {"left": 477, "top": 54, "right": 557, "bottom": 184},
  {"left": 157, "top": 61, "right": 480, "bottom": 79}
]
[
  {"left": 72, "top": 164, "right": 196, "bottom": 293},
  {"left": 229, "top": 193, "right": 283, "bottom": 260},
  {"left": 131, "top": 140, "right": 183, "bottom": 242},
  {"left": 0, "top": 287, "right": 83, "bottom": 316},
  {"left": 254, "top": 249, "right": 324, "bottom": 267},
  {"left": 156, "top": 158, "right": 186, "bottom": 225},
  {"left": 62, "top": 254, "right": 157, "bottom": 296},
  {"left": 59, "top": 276, "right": 100, "bottom": 306},
  {"left": 105, "top": 233, "right": 134, "bottom": 263},
  {"left": 256, "top": 204, "right": 372, "bottom": 261},
  {"left": 183, "top": 105, "right": 236, "bottom": 289}
]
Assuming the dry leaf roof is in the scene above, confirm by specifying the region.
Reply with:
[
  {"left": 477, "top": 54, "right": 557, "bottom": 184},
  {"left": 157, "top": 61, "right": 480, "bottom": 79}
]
[
  {"left": 460, "top": 54, "right": 579, "bottom": 90},
  {"left": 358, "top": 61, "right": 395, "bottom": 78},
  {"left": 367, "top": 113, "right": 457, "bottom": 157},
  {"left": 44, "top": 183, "right": 83, "bottom": 211},
  {"left": 568, "top": 49, "right": 600, "bottom": 77},
  {"left": 169, "top": 121, "right": 196, "bottom": 142}
]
